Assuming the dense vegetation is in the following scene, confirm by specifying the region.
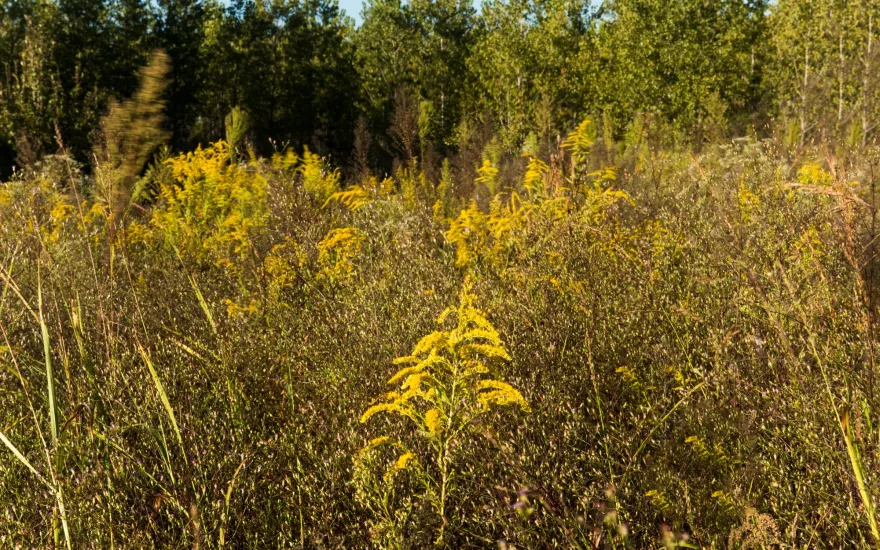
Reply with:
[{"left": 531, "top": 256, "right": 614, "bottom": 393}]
[
  {"left": 2, "top": 0, "right": 880, "bottom": 175},
  {"left": 4, "top": 0, "right": 880, "bottom": 548}
]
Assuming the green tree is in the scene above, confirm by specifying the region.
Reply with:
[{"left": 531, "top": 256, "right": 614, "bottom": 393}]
[
  {"left": 770, "top": 0, "right": 835, "bottom": 146},
  {"left": 156, "top": 0, "right": 205, "bottom": 149},
  {"left": 853, "top": 0, "right": 880, "bottom": 146},
  {"left": 355, "top": 0, "right": 421, "bottom": 147},
  {"left": 409, "top": 0, "right": 476, "bottom": 147},
  {"left": 466, "top": 0, "right": 533, "bottom": 149},
  {"left": 599, "top": 0, "right": 768, "bottom": 139},
  {"left": 0, "top": 4, "right": 62, "bottom": 168},
  {"left": 466, "top": 0, "right": 598, "bottom": 150},
  {"left": 53, "top": 0, "right": 115, "bottom": 156},
  {"left": 356, "top": 0, "right": 474, "bottom": 155},
  {"left": 199, "top": 0, "right": 358, "bottom": 155},
  {"left": 107, "top": 0, "right": 156, "bottom": 96}
]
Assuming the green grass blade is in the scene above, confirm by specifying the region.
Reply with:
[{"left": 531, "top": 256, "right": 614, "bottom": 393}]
[
  {"left": 37, "top": 272, "right": 58, "bottom": 447},
  {"left": 55, "top": 486, "right": 72, "bottom": 550},
  {"left": 172, "top": 244, "right": 217, "bottom": 334},
  {"left": 136, "top": 342, "right": 186, "bottom": 458},
  {"left": 187, "top": 271, "right": 217, "bottom": 335},
  {"left": 219, "top": 455, "right": 249, "bottom": 547},
  {"left": 0, "top": 429, "right": 50, "bottom": 489},
  {"left": 843, "top": 409, "right": 880, "bottom": 543}
]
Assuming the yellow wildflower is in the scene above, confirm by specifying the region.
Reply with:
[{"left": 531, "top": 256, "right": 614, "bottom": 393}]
[
  {"left": 360, "top": 403, "right": 399, "bottom": 423},
  {"left": 425, "top": 409, "right": 442, "bottom": 434},
  {"left": 395, "top": 452, "right": 415, "bottom": 471}
]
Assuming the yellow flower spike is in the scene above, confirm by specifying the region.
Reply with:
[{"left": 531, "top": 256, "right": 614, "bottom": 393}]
[
  {"left": 797, "top": 163, "right": 833, "bottom": 187},
  {"left": 401, "top": 372, "right": 428, "bottom": 392},
  {"left": 388, "top": 364, "right": 427, "bottom": 385},
  {"left": 316, "top": 227, "right": 366, "bottom": 284},
  {"left": 475, "top": 159, "right": 499, "bottom": 190},
  {"left": 436, "top": 306, "right": 456, "bottom": 325},
  {"left": 461, "top": 343, "right": 511, "bottom": 362},
  {"left": 413, "top": 332, "right": 448, "bottom": 355},
  {"left": 523, "top": 154, "right": 548, "bottom": 195},
  {"left": 389, "top": 354, "right": 444, "bottom": 385},
  {"left": 323, "top": 185, "right": 372, "bottom": 210},
  {"left": 356, "top": 280, "right": 530, "bottom": 531},
  {"left": 477, "top": 380, "right": 530, "bottom": 412},
  {"left": 360, "top": 403, "right": 399, "bottom": 423},
  {"left": 395, "top": 452, "right": 415, "bottom": 471},
  {"left": 425, "top": 409, "right": 442, "bottom": 434},
  {"left": 299, "top": 147, "right": 341, "bottom": 202},
  {"left": 367, "top": 436, "right": 391, "bottom": 449},
  {"left": 392, "top": 387, "right": 425, "bottom": 406},
  {"left": 461, "top": 328, "right": 503, "bottom": 346}
]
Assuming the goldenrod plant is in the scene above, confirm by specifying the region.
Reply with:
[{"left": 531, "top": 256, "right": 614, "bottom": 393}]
[
  {"left": 317, "top": 227, "right": 366, "bottom": 285},
  {"left": 149, "top": 141, "right": 267, "bottom": 267},
  {"left": 522, "top": 153, "right": 548, "bottom": 198},
  {"left": 474, "top": 158, "right": 500, "bottom": 197},
  {"left": 298, "top": 147, "right": 341, "bottom": 202},
  {"left": 358, "top": 280, "right": 529, "bottom": 546}
]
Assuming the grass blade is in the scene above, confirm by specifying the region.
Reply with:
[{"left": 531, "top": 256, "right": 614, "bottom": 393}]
[
  {"left": 219, "top": 454, "right": 250, "bottom": 547},
  {"left": 0, "top": 430, "right": 50, "bottom": 489},
  {"left": 172, "top": 244, "right": 217, "bottom": 334},
  {"left": 136, "top": 341, "right": 186, "bottom": 458},
  {"left": 37, "top": 268, "right": 59, "bottom": 447},
  {"left": 843, "top": 409, "right": 880, "bottom": 542}
]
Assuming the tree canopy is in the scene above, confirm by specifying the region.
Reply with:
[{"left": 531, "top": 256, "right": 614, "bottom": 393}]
[{"left": 0, "top": 0, "right": 877, "bottom": 176}]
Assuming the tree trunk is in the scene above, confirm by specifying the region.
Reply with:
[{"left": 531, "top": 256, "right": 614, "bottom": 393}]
[
  {"left": 801, "top": 45, "right": 810, "bottom": 148},
  {"left": 839, "top": 16, "right": 845, "bottom": 126},
  {"left": 863, "top": 11, "right": 874, "bottom": 147}
]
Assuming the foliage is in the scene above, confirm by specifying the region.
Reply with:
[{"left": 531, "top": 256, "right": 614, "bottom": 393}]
[
  {"left": 2, "top": 0, "right": 880, "bottom": 178},
  {"left": 148, "top": 141, "right": 267, "bottom": 266},
  {"left": 8, "top": 5, "right": 880, "bottom": 548},
  {"left": 357, "top": 280, "right": 528, "bottom": 545}
]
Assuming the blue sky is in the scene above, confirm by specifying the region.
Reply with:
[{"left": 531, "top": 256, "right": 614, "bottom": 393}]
[
  {"left": 337, "top": 0, "right": 488, "bottom": 26},
  {"left": 338, "top": 0, "right": 364, "bottom": 24}
]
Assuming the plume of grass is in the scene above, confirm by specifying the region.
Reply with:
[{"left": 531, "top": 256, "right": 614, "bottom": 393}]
[{"left": 92, "top": 50, "right": 171, "bottom": 227}]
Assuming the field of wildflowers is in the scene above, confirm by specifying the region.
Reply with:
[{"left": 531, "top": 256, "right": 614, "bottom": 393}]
[{"left": 2, "top": 119, "right": 880, "bottom": 547}]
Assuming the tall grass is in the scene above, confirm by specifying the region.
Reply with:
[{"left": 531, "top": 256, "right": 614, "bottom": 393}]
[{"left": 3, "top": 128, "right": 880, "bottom": 547}]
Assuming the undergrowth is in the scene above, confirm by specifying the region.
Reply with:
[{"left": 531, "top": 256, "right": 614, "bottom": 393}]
[{"left": 3, "top": 120, "right": 880, "bottom": 548}]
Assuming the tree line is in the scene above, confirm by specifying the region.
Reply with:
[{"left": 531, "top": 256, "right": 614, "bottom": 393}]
[{"left": 1, "top": 0, "right": 879, "bottom": 177}]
